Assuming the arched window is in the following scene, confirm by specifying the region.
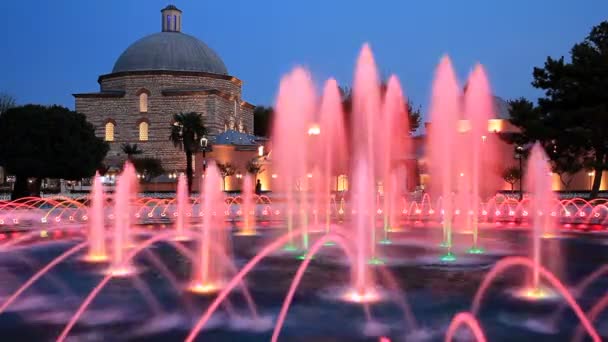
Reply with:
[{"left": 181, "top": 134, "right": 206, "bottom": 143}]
[
  {"left": 139, "top": 92, "right": 148, "bottom": 113},
  {"left": 139, "top": 121, "right": 149, "bottom": 141},
  {"left": 105, "top": 122, "right": 115, "bottom": 142}
]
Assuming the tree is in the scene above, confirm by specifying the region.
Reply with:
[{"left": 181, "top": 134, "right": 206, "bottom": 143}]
[
  {"left": 548, "top": 149, "right": 583, "bottom": 190},
  {"left": 132, "top": 157, "right": 164, "bottom": 182},
  {"left": 246, "top": 157, "right": 265, "bottom": 181},
  {"left": 121, "top": 143, "right": 143, "bottom": 161},
  {"left": 217, "top": 162, "right": 236, "bottom": 190},
  {"left": 253, "top": 106, "right": 274, "bottom": 137},
  {"left": 502, "top": 166, "right": 521, "bottom": 191},
  {"left": 170, "top": 112, "right": 207, "bottom": 193},
  {"left": 526, "top": 21, "right": 608, "bottom": 197},
  {"left": 0, "top": 105, "right": 108, "bottom": 199},
  {"left": 0, "top": 93, "right": 15, "bottom": 115}
]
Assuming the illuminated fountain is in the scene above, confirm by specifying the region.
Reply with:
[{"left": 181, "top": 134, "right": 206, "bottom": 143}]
[
  {"left": 427, "top": 56, "right": 460, "bottom": 261},
  {"left": 1, "top": 44, "right": 608, "bottom": 342},
  {"left": 317, "top": 78, "right": 347, "bottom": 241},
  {"left": 462, "top": 64, "right": 500, "bottom": 254},
  {"left": 190, "top": 163, "right": 228, "bottom": 294},
  {"left": 238, "top": 174, "right": 257, "bottom": 236},
  {"left": 109, "top": 163, "right": 137, "bottom": 276},
  {"left": 350, "top": 44, "right": 383, "bottom": 263},
  {"left": 272, "top": 68, "right": 316, "bottom": 252},
  {"left": 379, "top": 75, "right": 411, "bottom": 243},
  {"left": 84, "top": 173, "right": 107, "bottom": 262},
  {"left": 174, "top": 173, "right": 189, "bottom": 240},
  {"left": 516, "top": 143, "right": 560, "bottom": 299}
]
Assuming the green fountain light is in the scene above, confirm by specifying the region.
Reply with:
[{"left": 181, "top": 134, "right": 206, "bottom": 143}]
[
  {"left": 439, "top": 252, "right": 456, "bottom": 262},
  {"left": 367, "top": 257, "right": 386, "bottom": 265},
  {"left": 282, "top": 244, "right": 299, "bottom": 252},
  {"left": 467, "top": 246, "right": 485, "bottom": 254}
]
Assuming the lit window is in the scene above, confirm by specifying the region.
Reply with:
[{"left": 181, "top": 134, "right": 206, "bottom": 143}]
[
  {"left": 139, "top": 93, "right": 148, "bottom": 113},
  {"left": 139, "top": 121, "right": 149, "bottom": 141},
  {"left": 105, "top": 122, "right": 114, "bottom": 142},
  {"left": 487, "top": 119, "right": 503, "bottom": 132},
  {"left": 337, "top": 174, "right": 349, "bottom": 191}
]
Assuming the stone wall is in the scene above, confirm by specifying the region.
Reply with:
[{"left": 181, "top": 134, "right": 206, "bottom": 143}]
[{"left": 75, "top": 72, "right": 254, "bottom": 172}]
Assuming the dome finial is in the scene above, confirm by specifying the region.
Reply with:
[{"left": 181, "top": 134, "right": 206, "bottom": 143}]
[{"left": 161, "top": 5, "right": 182, "bottom": 32}]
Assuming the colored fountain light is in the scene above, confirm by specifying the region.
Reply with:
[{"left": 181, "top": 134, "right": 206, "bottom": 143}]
[
  {"left": 514, "top": 286, "right": 557, "bottom": 301},
  {"left": 188, "top": 282, "right": 221, "bottom": 295},
  {"left": 342, "top": 288, "right": 381, "bottom": 304}
]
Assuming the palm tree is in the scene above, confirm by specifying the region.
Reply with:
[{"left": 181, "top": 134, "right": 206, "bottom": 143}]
[
  {"left": 170, "top": 112, "right": 207, "bottom": 193},
  {"left": 121, "top": 143, "right": 143, "bottom": 161},
  {"left": 217, "top": 162, "right": 236, "bottom": 190}
]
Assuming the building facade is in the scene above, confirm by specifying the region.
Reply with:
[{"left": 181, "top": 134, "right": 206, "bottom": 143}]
[{"left": 74, "top": 5, "right": 254, "bottom": 172}]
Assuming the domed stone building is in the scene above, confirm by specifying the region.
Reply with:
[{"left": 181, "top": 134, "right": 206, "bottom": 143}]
[{"left": 74, "top": 5, "right": 254, "bottom": 171}]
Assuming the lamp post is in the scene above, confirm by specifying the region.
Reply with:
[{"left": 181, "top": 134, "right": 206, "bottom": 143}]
[
  {"left": 200, "top": 136, "right": 209, "bottom": 175},
  {"left": 515, "top": 145, "right": 524, "bottom": 200}
]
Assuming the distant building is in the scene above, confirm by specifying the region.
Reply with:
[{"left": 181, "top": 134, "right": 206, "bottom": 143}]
[
  {"left": 74, "top": 5, "right": 254, "bottom": 172},
  {"left": 416, "top": 96, "right": 608, "bottom": 192}
]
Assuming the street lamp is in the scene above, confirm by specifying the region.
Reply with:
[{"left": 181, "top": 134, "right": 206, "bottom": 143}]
[
  {"left": 200, "top": 136, "right": 209, "bottom": 174},
  {"left": 515, "top": 145, "right": 524, "bottom": 200}
]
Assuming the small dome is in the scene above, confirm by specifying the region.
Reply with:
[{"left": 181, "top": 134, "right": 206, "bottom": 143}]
[{"left": 112, "top": 32, "right": 228, "bottom": 75}]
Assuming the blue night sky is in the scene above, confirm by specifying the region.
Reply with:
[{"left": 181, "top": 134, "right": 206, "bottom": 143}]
[{"left": 1, "top": 0, "right": 606, "bottom": 121}]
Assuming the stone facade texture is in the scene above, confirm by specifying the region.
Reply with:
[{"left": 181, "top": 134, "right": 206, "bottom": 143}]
[{"left": 75, "top": 71, "right": 254, "bottom": 171}]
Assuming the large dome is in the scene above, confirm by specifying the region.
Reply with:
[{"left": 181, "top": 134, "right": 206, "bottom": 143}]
[{"left": 112, "top": 32, "right": 228, "bottom": 75}]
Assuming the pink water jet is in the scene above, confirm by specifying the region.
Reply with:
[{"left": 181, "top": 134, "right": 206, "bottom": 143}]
[
  {"left": 318, "top": 78, "right": 348, "bottom": 234},
  {"left": 526, "top": 143, "right": 559, "bottom": 290},
  {"left": 84, "top": 173, "right": 107, "bottom": 262},
  {"left": 463, "top": 64, "right": 500, "bottom": 252},
  {"left": 271, "top": 67, "right": 316, "bottom": 250},
  {"left": 445, "top": 312, "right": 487, "bottom": 342},
  {"left": 351, "top": 44, "right": 382, "bottom": 258},
  {"left": 174, "top": 173, "right": 189, "bottom": 239},
  {"left": 238, "top": 174, "right": 256, "bottom": 236},
  {"left": 427, "top": 56, "right": 461, "bottom": 256},
  {"left": 191, "top": 163, "right": 228, "bottom": 293},
  {"left": 352, "top": 160, "right": 376, "bottom": 293},
  {"left": 379, "top": 75, "right": 411, "bottom": 237},
  {"left": 109, "top": 162, "right": 137, "bottom": 275}
]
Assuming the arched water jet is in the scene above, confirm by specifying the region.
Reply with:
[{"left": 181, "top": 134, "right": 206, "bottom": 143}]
[
  {"left": 57, "top": 229, "right": 256, "bottom": 341},
  {"left": 470, "top": 256, "right": 600, "bottom": 342},
  {"left": 0, "top": 242, "right": 88, "bottom": 316},
  {"left": 271, "top": 234, "right": 359, "bottom": 342},
  {"left": 445, "top": 312, "right": 487, "bottom": 342}
]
